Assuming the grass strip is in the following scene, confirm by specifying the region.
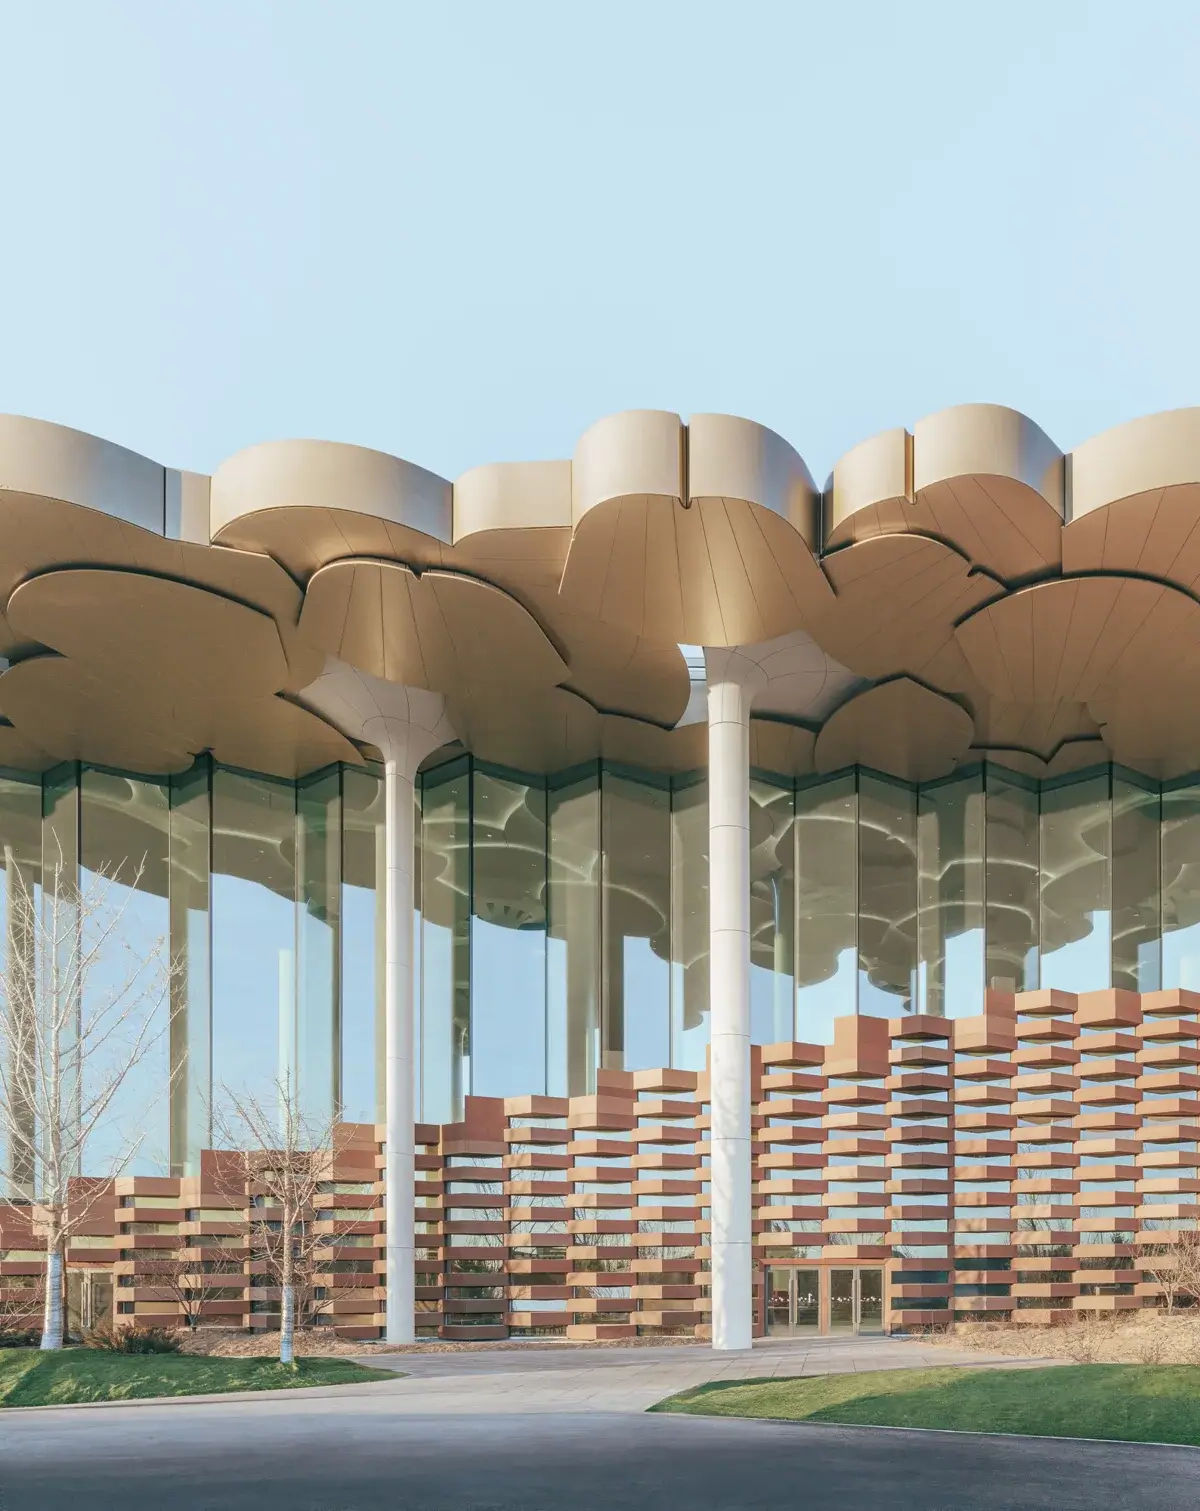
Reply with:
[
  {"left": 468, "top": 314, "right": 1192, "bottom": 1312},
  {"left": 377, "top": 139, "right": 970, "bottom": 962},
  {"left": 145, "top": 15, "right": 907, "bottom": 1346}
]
[
  {"left": 652, "top": 1364, "right": 1200, "bottom": 1446},
  {"left": 0, "top": 1351, "right": 395, "bottom": 1408}
]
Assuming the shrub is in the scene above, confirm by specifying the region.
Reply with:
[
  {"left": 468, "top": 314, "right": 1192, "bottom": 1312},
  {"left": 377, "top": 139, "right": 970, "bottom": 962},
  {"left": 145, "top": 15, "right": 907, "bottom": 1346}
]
[
  {"left": 83, "top": 1322, "right": 182, "bottom": 1354},
  {"left": 0, "top": 1327, "right": 41, "bottom": 1349}
]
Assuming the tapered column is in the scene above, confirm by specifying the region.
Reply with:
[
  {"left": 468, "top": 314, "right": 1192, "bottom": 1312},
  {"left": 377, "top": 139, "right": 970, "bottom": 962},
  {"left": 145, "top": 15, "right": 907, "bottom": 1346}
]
[
  {"left": 297, "top": 661, "right": 453, "bottom": 1346},
  {"left": 704, "top": 648, "right": 765, "bottom": 1351}
]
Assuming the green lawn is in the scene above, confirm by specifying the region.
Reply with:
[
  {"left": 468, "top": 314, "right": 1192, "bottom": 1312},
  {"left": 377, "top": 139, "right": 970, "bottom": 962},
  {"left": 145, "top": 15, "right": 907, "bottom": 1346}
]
[
  {"left": 652, "top": 1365, "right": 1200, "bottom": 1446},
  {"left": 0, "top": 1351, "right": 395, "bottom": 1408}
]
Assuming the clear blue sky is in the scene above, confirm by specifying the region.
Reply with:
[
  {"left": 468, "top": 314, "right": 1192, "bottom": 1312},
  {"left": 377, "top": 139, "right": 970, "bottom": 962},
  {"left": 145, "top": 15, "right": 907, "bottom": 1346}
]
[{"left": 1, "top": 1, "right": 1197, "bottom": 485}]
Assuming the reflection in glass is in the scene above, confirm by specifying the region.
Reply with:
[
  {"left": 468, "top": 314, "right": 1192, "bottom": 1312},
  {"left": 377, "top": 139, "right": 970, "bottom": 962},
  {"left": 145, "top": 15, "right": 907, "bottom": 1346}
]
[
  {"left": 918, "top": 773, "right": 984, "bottom": 1017},
  {"left": 297, "top": 769, "right": 340, "bottom": 1128},
  {"left": 211, "top": 770, "right": 296, "bottom": 1115},
  {"left": 670, "top": 778, "right": 708, "bottom": 1070},
  {"left": 80, "top": 770, "right": 170, "bottom": 1175},
  {"left": 341, "top": 768, "right": 384, "bottom": 1124},
  {"left": 471, "top": 769, "right": 547, "bottom": 1098},
  {"left": 170, "top": 763, "right": 210, "bottom": 1173},
  {"left": 420, "top": 760, "right": 470, "bottom": 1122},
  {"left": 1163, "top": 784, "right": 1200, "bottom": 990},
  {"left": 602, "top": 774, "right": 670, "bottom": 1071},
  {"left": 547, "top": 773, "right": 600, "bottom": 1096},
  {"left": 985, "top": 770, "right": 1039, "bottom": 992},
  {"left": 0, "top": 776, "right": 42, "bottom": 1197},
  {"left": 795, "top": 774, "right": 856, "bottom": 1042},
  {"left": 1040, "top": 775, "right": 1111, "bottom": 992},
  {"left": 1112, "top": 775, "right": 1160, "bottom": 992},
  {"left": 858, "top": 774, "right": 916, "bottom": 1016},
  {"left": 750, "top": 779, "right": 794, "bottom": 1045}
]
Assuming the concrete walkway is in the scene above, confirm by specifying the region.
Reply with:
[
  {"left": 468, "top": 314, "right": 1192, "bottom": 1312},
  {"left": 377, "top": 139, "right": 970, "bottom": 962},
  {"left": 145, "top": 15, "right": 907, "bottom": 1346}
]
[{"left": 342, "top": 1332, "right": 1059, "bottom": 1415}]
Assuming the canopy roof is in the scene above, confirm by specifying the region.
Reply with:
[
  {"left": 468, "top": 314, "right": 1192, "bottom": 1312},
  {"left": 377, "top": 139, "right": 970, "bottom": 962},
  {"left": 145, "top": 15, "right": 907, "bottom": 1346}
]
[{"left": 2, "top": 402, "right": 1199, "bottom": 781}]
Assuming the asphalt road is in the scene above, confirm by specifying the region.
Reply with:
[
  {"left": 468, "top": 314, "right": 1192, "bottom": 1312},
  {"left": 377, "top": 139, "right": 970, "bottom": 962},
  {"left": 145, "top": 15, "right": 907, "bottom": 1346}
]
[{"left": 3, "top": 1399, "right": 1199, "bottom": 1511}]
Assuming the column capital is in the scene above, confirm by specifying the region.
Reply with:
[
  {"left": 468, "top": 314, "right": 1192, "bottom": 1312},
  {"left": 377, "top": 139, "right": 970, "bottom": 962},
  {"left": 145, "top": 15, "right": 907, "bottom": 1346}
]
[
  {"left": 298, "top": 658, "right": 455, "bottom": 776},
  {"left": 702, "top": 645, "right": 770, "bottom": 693}
]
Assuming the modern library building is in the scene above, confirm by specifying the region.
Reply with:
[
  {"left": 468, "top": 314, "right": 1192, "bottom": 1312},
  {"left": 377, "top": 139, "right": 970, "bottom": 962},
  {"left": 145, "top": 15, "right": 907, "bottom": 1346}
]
[{"left": 3, "top": 402, "right": 1200, "bottom": 1345}]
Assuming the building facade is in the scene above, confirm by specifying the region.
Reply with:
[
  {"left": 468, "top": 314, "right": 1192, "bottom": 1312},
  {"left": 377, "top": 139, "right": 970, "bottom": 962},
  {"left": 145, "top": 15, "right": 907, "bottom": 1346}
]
[{"left": 3, "top": 403, "right": 1200, "bottom": 1344}]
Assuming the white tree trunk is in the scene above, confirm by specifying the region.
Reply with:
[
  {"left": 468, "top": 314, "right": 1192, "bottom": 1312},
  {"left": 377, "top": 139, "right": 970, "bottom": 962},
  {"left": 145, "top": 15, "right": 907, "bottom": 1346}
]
[
  {"left": 280, "top": 1283, "right": 295, "bottom": 1365},
  {"left": 40, "top": 1245, "right": 64, "bottom": 1351}
]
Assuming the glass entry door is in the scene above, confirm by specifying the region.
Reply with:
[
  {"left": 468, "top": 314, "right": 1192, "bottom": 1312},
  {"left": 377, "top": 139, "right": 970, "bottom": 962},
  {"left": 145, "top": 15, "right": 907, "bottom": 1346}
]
[
  {"left": 829, "top": 1267, "right": 884, "bottom": 1334},
  {"left": 765, "top": 1267, "right": 821, "bottom": 1335}
]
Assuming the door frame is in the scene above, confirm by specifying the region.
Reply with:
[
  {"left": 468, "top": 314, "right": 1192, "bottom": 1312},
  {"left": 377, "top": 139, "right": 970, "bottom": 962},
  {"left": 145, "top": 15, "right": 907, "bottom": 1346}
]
[{"left": 760, "top": 1260, "right": 890, "bottom": 1337}]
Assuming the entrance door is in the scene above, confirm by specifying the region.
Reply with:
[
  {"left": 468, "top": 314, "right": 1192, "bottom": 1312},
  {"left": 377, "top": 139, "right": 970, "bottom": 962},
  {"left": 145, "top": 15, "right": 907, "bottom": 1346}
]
[
  {"left": 764, "top": 1268, "right": 821, "bottom": 1336},
  {"left": 66, "top": 1270, "right": 113, "bottom": 1338},
  {"left": 829, "top": 1267, "right": 885, "bottom": 1334}
]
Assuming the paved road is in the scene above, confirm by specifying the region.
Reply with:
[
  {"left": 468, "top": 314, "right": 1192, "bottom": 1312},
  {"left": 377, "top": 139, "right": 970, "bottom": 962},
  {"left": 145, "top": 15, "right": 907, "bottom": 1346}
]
[{"left": 2, "top": 1338, "right": 1198, "bottom": 1511}]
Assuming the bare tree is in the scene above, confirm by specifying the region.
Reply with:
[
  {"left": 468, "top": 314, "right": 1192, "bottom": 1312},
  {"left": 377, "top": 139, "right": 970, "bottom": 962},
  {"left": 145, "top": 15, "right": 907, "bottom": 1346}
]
[
  {"left": 1141, "top": 1227, "right": 1200, "bottom": 1314},
  {"left": 136, "top": 1245, "right": 245, "bottom": 1333},
  {"left": 0, "top": 851, "right": 177, "bottom": 1349},
  {"left": 213, "top": 1076, "right": 345, "bottom": 1364}
]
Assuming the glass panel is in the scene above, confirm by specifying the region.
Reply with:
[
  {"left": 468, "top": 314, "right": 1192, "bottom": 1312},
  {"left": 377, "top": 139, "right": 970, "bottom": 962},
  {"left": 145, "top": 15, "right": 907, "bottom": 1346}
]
[
  {"left": 1112, "top": 776, "right": 1160, "bottom": 992},
  {"left": 795, "top": 775, "right": 857, "bottom": 1043},
  {"left": 670, "top": 778, "right": 708, "bottom": 1071},
  {"left": 42, "top": 767, "right": 80, "bottom": 1180},
  {"left": 918, "top": 773, "right": 984, "bottom": 1018},
  {"left": 341, "top": 767, "right": 384, "bottom": 1124},
  {"left": 169, "top": 762, "right": 210, "bottom": 1173},
  {"left": 420, "top": 761, "right": 470, "bottom": 1123},
  {"left": 0, "top": 776, "right": 42, "bottom": 1198},
  {"left": 750, "top": 778, "right": 794, "bottom": 1045},
  {"left": 296, "top": 769, "right": 340, "bottom": 1128},
  {"left": 547, "top": 773, "right": 600, "bottom": 1096},
  {"left": 794, "top": 1267, "right": 820, "bottom": 1331},
  {"left": 857, "top": 1267, "right": 884, "bottom": 1331},
  {"left": 211, "top": 770, "right": 296, "bottom": 1114},
  {"left": 80, "top": 770, "right": 170, "bottom": 1176},
  {"left": 1162, "top": 783, "right": 1200, "bottom": 989},
  {"left": 601, "top": 773, "right": 670, "bottom": 1071},
  {"left": 858, "top": 774, "right": 917, "bottom": 1017},
  {"left": 765, "top": 1265, "right": 792, "bottom": 1335},
  {"left": 985, "top": 769, "right": 1039, "bottom": 992},
  {"left": 471, "top": 769, "right": 547, "bottom": 1098},
  {"left": 829, "top": 1267, "right": 855, "bottom": 1332},
  {"left": 1040, "top": 775, "right": 1111, "bottom": 992}
]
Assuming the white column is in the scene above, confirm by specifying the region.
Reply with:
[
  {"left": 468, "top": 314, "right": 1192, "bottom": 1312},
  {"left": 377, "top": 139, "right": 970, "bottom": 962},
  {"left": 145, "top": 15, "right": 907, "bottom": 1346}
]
[
  {"left": 383, "top": 751, "right": 417, "bottom": 1344},
  {"left": 296, "top": 661, "right": 453, "bottom": 1348},
  {"left": 704, "top": 648, "right": 764, "bottom": 1351}
]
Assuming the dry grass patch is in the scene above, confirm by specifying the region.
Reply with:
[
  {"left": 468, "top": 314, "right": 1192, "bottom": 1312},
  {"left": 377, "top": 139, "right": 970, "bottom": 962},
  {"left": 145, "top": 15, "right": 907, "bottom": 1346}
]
[{"left": 923, "top": 1312, "right": 1200, "bottom": 1366}]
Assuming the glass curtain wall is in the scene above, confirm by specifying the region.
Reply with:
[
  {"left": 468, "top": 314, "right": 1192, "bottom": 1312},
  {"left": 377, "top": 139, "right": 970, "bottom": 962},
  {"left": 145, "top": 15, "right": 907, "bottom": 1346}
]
[
  {"left": 1163, "top": 781, "right": 1200, "bottom": 990},
  {"left": 210, "top": 770, "right": 297, "bottom": 1120},
  {"left": 12, "top": 753, "right": 1199, "bottom": 1179},
  {"left": 470, "top": 769, "right": 548, "bottom": 1098},
  {"left": 341, "top": 767, "right": 384, "bottom": 1125},
  {"left": 984, "top": 770, "right": 1039, "bottom": 993},
  {"left": 1112, "top": 775, "right": 1160, "bottom": 992},
  {"left": 794, "top": 774, "right": 857, "bottom": 1043},
  {"left": 749, "top": 779, "right": 794, "bottom": 1047},
  {"left": 169, "top": 763, "right": 210, "bottom": 1173},
  {"left": 419, "top": 760, "right": 470, "bottom": 1124},
  {"left": 1040, "top": 774, "right": 1112, "bottom": 992},
  {"left": 670, "top": 777, "right": 709, "bottom": 1071},
  {"left": 601, "top": 773, "right": 670, "bottom": 1072},
  {"left": 917, "top": 773, "right": 985, "bottom": 1018},
  {"left": 858, "top": 774, "right": 917, "bottom": 1017},
  {"left": 80, "top": 770, "right": 170, "bottom": 1176},
  {"left": 546, "top": 772, "right": 600, "bottom": 1097},
  {"left": 296, "top": 770, "right": 340, "bottom": 1128}
]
